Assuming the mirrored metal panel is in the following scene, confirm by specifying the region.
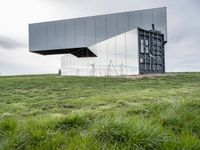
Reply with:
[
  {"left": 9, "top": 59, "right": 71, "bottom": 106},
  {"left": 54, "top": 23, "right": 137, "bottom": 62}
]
[
  {"left": 47, "top": 22, "right": 56, "bottom": 49},
  {"left": 38, "top": 23, "right": 48, "bottom": 50},
  {"left": 75, "top": 18, "right": 85, "bottom": 47},
  {"left": 153, "top": 7, "right": 167, "bottom": 41},
  {"left": 126, "top": 29, "right": 139, "bottom": 75},
  {"left": 95, "top": 15, "right": 106, "bottom": 43},
  {"left": 29, "top": 24, "right": 38, "bottom": 50},
  {"left": 55, "top": 21, "right": 65, "bottom": 49},
  {"left": 65, "top": 19, "right": 76, "bottom": 48},
  {"left": 106, "top": 14, "right": 117, "bottom": 39},
  {"left": 117, "top": 12, "right": 129, "bottom": 35},
  {"left": 128, "top": 11, "right": 141, "bottom": 30},
  {"left": 85, "top": 17, "right": 95, "bottom": 46},
  {"left": 140, "top": 9, "right": 153, "bottom": 30}
]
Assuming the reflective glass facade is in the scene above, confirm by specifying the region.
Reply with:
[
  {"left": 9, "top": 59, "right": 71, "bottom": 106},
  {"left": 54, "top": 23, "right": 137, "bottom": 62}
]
[{"left": 29, "top": 7, "right": 167, "bottom": 76}]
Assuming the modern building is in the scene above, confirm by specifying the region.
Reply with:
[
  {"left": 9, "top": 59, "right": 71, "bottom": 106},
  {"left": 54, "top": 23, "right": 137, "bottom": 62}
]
[{"left": 29, "top": 7, "right": 167, "bottom": 76}]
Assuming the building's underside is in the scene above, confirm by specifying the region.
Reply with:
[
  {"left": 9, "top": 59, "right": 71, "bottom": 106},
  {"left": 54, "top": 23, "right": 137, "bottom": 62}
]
[{"left": 33, "top": 47, "right": 97, "bottom": 57}]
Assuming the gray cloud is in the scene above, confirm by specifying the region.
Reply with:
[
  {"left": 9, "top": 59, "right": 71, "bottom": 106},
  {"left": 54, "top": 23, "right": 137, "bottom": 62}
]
[
  {"left": 0, "top": 35, "right": 26, "bottom": 50},
  {"left": 165, "top": 0, "right": 200, "bottom": 71}
]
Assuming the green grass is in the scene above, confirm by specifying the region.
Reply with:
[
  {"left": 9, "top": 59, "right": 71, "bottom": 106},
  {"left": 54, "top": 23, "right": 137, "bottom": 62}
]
[{"left": 0, "top": 73, "right": 200, "bottom": 149}]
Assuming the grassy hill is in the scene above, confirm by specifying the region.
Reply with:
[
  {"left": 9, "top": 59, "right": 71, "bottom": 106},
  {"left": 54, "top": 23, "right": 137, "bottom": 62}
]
[{"left": 0, "top": 73, "right": 200, "bottom": 149}]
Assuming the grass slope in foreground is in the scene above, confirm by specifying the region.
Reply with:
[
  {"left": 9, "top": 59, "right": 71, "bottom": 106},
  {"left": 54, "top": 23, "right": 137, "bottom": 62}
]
[{"left": 0, "top": 73, "right": 200, "bottom": 150}]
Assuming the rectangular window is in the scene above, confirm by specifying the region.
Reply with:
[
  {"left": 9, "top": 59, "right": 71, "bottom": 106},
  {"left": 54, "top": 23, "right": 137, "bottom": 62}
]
[
  {"left": 153, "top": 40, "right": 157, "bottom": 46},
  {"left": 157, "top": 41, "right": 162, "bottom": 47},
  {"left": 145, "top": 39, "right": 148, "bottom": 46},
  {"left": 140, "top": 39, "right": 144, "bottom": 53},
  {"left": 140, "top": 58, "right": 144, "bottom": 63},
  {"left": 145, "top": 47, "right": 149, "bottom": 53}
]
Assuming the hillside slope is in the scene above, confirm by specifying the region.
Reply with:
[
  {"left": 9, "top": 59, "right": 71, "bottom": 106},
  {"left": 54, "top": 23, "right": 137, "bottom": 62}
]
[{"left": 0, "top": 73, "right": 200, "bottom": 149}]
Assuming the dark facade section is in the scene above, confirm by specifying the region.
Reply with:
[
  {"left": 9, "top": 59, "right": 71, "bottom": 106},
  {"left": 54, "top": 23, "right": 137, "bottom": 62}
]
[{"left": 138, "top": 28, "right": 165, "bottom": 74}]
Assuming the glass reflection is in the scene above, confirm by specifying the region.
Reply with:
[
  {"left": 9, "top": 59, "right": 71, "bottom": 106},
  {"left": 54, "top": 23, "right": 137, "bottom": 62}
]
[{"left": 61, "top": 29, "right": 139, "bottom": 76}]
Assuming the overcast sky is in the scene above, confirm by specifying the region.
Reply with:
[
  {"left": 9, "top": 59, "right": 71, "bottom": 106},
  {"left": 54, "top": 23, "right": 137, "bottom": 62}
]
[{"left": 0, "top": 0, "right": 199, "bottom": 75}]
